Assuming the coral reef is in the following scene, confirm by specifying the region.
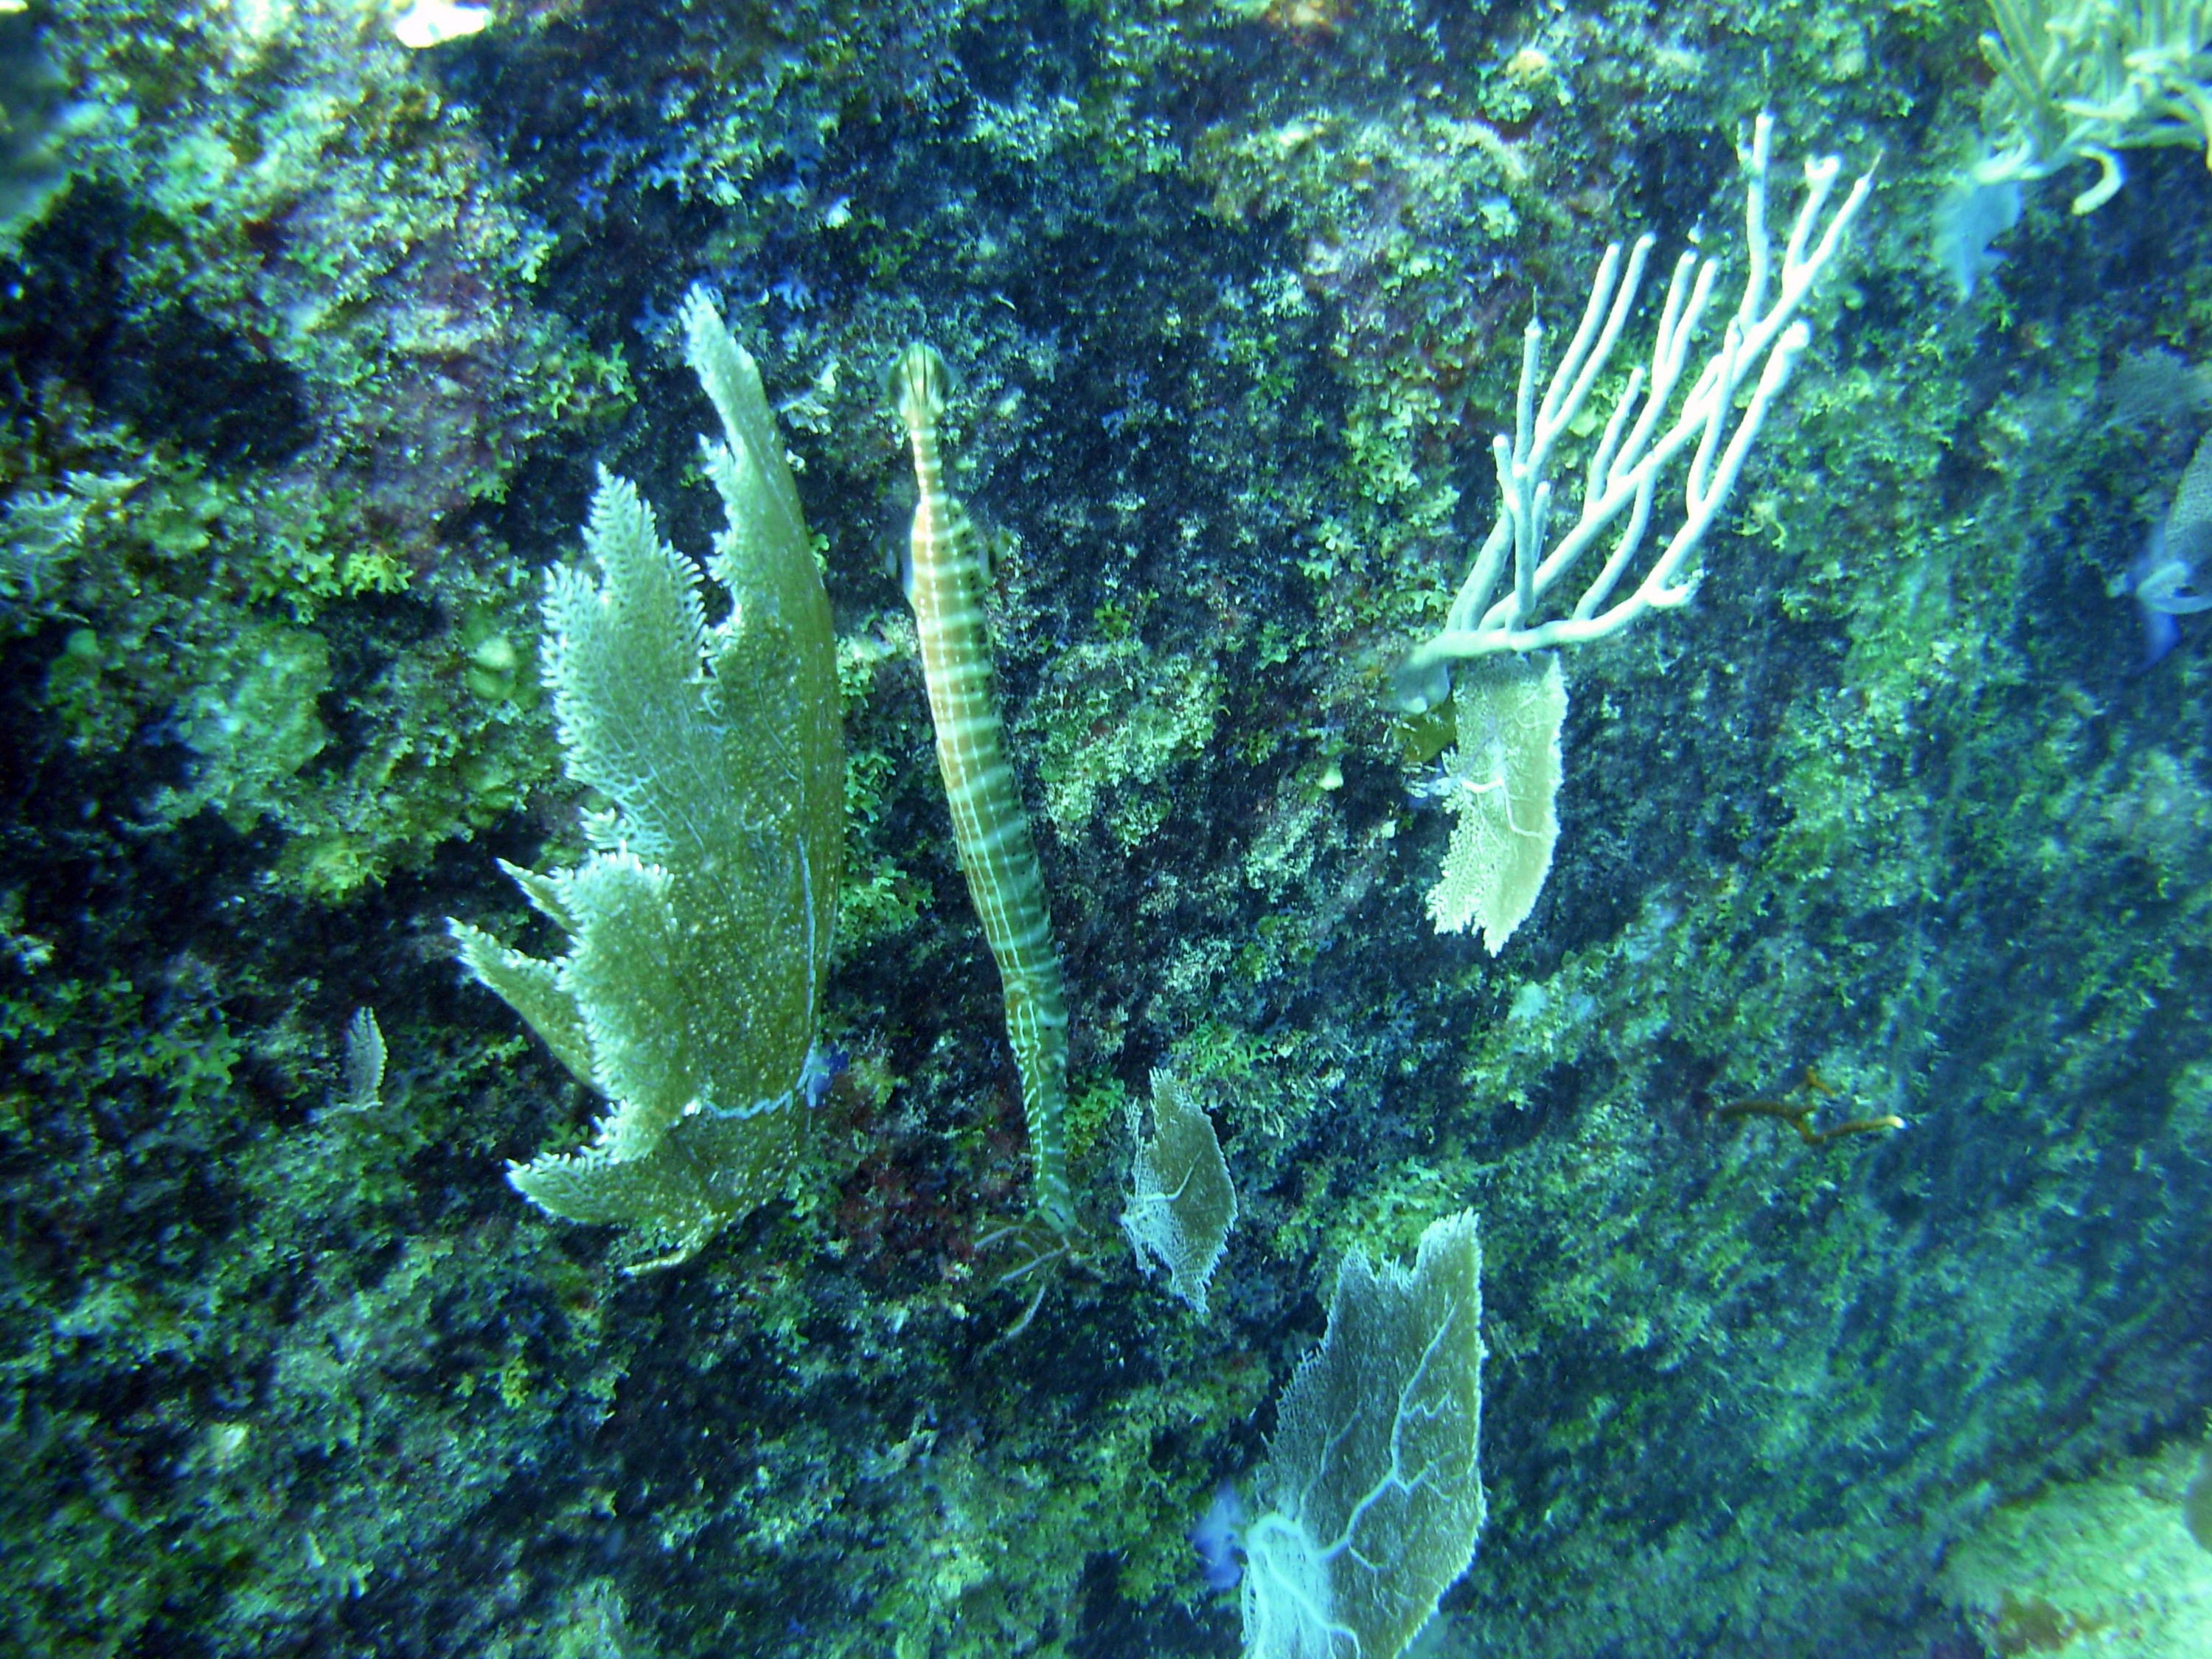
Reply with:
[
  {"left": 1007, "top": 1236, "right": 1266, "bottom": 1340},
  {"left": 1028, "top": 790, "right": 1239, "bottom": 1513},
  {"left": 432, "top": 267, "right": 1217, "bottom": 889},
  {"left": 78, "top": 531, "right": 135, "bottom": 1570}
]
[{"left": 0, "top": 1, "right": 2209, "bottom": 1657}]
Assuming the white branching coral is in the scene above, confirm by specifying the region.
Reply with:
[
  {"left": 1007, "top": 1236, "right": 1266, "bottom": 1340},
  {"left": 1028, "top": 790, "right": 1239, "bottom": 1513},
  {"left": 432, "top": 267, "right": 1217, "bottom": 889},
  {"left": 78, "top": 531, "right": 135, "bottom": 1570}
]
[
  {"left": 1394, "top": 114, "right": 1871, "bottom": 693},
  {"left": 1394, "top": 116, "right": 1867, "bottom": 947}
]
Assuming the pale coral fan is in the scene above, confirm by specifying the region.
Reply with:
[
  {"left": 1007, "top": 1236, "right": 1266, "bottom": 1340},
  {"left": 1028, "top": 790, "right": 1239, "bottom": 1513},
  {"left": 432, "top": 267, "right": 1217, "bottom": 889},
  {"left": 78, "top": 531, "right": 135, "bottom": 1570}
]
[
  {"left": 1242, "top": 1212, "right": 1486, "bottom": 1659},
  {"left": 1120, "top": 1068, "right": 1237, "bottom": 1316},
  {"left": 1425, "top": 657, "right": 1566, "bottom": 953}
]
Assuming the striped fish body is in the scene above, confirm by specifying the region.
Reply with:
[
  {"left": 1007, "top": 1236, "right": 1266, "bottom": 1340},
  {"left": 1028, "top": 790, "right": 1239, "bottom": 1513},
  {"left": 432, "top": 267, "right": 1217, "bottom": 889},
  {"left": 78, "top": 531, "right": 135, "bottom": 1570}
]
[{"left": 894, "top": 345, "right": 1076, "bottom": 1236}]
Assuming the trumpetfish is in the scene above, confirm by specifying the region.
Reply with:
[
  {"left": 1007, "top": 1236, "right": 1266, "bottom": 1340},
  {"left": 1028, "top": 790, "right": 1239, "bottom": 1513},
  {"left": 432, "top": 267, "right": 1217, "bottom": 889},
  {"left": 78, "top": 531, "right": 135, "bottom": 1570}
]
[{"left": 891, "top": 344, "right": 1076, "bottom": 1238}]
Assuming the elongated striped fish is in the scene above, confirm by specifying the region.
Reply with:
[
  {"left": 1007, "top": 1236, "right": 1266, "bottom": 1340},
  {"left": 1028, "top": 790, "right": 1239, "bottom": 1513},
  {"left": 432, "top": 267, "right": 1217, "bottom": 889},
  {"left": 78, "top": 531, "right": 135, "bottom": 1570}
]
[{"left": 893, "top": 344, "right": 1076, "bottom": 1237}]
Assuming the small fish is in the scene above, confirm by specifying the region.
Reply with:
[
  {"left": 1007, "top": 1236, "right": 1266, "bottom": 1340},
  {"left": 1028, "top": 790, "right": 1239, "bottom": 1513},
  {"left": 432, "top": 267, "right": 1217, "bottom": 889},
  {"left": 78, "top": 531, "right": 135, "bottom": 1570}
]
[
  {"left": 798, "top": 1044, "right": 848, "bottom": 1110},
  {"left": 2116, "top": 431, "right": 2212, "bottom": 665}
]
